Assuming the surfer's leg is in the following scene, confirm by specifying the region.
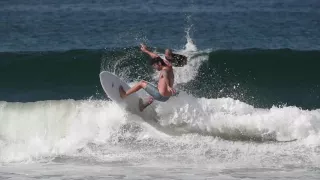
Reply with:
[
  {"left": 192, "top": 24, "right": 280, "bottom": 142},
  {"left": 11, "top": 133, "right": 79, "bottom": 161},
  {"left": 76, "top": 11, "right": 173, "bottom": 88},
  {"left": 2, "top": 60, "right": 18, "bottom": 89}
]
[
  {"left": 143, "top": 82, "right": 169, "bottom": 102},
  {"left": 119, "top": 80, "right": 147, "bottom": 98},
  {"left": 139, "top": 97, "right": 154, "bottom": 111},
  {"left": 138, "top": 82, "right": 168, "bottom": 111}
]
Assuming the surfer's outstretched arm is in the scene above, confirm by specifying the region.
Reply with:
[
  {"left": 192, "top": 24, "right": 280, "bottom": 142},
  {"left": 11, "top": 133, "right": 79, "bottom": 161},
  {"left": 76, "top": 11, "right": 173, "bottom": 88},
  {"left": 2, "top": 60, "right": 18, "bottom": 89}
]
[
  {"left": 162, "top": 57, "right": 172, "bottom": 67},
  {"left": 140, "top": 43, "right": 159, "bottom": 59}
]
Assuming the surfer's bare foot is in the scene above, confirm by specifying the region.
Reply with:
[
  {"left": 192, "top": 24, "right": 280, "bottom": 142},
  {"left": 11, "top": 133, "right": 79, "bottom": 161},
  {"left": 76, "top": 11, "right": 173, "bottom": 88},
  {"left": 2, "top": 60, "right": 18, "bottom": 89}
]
[
  {"left": 139, "top": 98, "right": 152, "bottom": 112},
  {"left": 119, "top": 86, "right": 127, "bottom": 98},
  {"left": 139, "top": 98, "right": 145, "bottom": 112}
]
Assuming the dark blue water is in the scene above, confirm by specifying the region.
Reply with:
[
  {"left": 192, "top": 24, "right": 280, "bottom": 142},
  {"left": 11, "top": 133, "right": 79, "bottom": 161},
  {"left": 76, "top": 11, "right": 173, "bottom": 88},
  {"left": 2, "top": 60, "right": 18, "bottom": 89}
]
[
  {"left": 1, "top": 0, "right": 320, "bottom": 109},
  {"left": 1, "top": 0, "right": 319, "bottom": 51}
]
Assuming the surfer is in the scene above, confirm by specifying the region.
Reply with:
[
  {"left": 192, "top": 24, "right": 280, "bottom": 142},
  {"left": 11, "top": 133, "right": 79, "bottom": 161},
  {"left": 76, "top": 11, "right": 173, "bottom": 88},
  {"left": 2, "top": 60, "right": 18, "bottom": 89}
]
[{"left": 119, "top": 44, "right": 176, "bottom": 111}]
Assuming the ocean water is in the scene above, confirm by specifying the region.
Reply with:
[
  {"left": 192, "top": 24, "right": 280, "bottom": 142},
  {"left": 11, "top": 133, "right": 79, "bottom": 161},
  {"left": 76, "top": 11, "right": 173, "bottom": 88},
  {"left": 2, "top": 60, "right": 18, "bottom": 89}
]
[{"left": 1, "top": 0, "right": 320, "bottom": 179}]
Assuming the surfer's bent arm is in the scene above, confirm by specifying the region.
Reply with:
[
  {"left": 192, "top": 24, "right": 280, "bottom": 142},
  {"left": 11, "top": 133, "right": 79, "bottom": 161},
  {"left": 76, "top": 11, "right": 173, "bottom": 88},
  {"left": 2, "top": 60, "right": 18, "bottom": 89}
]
[
  {"left": 162, "top": 58, "right": 172, "bottom": 67},
  {"left": 140, "top": 44, "right": 159, "bottom": 59}
]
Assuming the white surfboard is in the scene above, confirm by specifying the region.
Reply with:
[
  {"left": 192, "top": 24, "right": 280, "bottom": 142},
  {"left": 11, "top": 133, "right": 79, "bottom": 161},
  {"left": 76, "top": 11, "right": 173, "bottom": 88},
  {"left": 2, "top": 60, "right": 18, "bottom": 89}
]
[
  {"left": 99, "top": 71, "right": 160, "bottom": 120},
  {"left": 99, "top": 71, "right": 141, "bottom": 112}
]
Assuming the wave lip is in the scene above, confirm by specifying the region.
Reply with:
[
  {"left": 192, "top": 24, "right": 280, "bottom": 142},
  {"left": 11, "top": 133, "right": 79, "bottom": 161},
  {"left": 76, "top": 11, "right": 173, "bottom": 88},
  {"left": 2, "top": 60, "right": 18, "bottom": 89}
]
[
  {"left": 0, "top": 100, "right": 129, "bottom": 163},
  {"left": 157, "top": 93, "right": 320, "bottom": 143},
  {"left": 1, "top": 98, "right": 320, "bottom": 164}
]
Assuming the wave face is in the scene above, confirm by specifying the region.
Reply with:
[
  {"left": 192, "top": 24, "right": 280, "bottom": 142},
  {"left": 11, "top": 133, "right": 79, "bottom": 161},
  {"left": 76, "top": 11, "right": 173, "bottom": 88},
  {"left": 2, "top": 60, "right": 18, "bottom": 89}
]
[
  {"left": 0, "top": 40, "right": 320, "bottom": 172},
  {"left": 1, "top": 48, "right": 320, "bottom": 109}
]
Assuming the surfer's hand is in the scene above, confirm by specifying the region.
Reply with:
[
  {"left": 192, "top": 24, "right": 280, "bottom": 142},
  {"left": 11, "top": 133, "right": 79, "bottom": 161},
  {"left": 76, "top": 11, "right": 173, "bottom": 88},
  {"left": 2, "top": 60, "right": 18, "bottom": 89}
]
[
  {"left": 168, "top": 87, "right": 176, "bottom": 95},
  {"left": 140, "top": 43, "right": 147, "bottom": 52}
]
